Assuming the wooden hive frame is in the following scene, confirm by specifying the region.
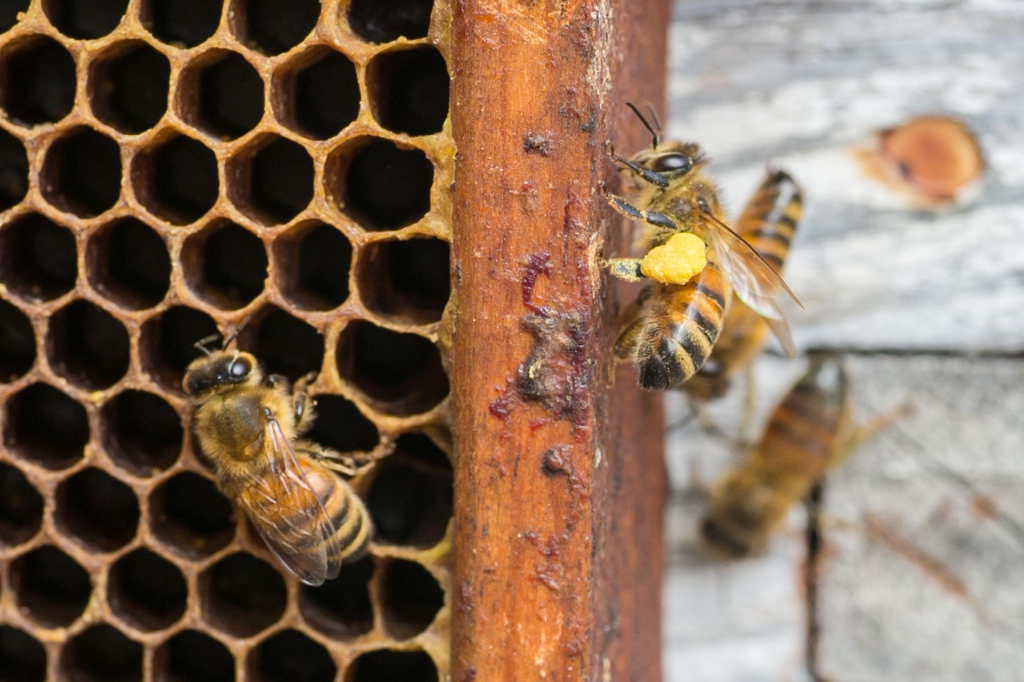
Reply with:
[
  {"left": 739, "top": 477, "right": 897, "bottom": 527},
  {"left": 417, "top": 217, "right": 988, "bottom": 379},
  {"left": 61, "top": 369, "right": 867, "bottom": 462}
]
[{"left": 0, "top": 0, "right": 669, "bottom": 679}]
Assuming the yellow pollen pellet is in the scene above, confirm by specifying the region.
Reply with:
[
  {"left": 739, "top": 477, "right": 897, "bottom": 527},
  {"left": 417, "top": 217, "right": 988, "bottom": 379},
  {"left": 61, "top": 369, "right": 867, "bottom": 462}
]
[{"left": 640, "top": 232, "right": 708, "bottom": 285}]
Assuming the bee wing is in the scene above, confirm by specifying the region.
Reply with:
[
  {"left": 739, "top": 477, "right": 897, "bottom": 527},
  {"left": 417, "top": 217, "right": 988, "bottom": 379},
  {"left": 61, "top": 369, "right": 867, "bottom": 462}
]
[
  {"left": 700, "top": 211, "right": 801, "bottom": 357},
  {"left": 233, "top": 417, "right": 342, "bottom": 586}
]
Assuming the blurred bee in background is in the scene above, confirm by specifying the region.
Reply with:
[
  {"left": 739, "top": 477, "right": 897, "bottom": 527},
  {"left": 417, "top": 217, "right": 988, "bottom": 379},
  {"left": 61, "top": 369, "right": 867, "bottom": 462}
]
[
  {"left": 684, "top": 169, "right": 803, "bottom": 403},
  {"left": 605, "top": 104, "right": 800, "bottom": 390},
  {"left": 701, "top": 355, "right": 907, "bottom": 558},
  {"left": 184, "top": 330, "right": 380, "bottom": 586}
]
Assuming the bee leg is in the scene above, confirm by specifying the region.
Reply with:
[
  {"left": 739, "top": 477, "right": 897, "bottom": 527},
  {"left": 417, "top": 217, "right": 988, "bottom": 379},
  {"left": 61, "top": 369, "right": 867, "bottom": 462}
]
[
  {"left": 607, "top": 194, "right": 677, "bottom": 231},
  {"left": 830, "top": 401, "right": 914, "bottom": 467},
  {"left": 290, "top": 373, "right": 320, "bottom": 435},
  {"left": 604, "top": 257, "right": 646, "bottom": 282},
  {"left": 735, "top": 367, "right": 759, "bottom": 449},
  {"left": 611, "top": 154, "right": 669, "bottom": 188},
  {"left": 263, "top": 373, "right": 290, "bottom": 390},
  {"left": 310, "top": 441, "right": 394, "bottom": 477}
]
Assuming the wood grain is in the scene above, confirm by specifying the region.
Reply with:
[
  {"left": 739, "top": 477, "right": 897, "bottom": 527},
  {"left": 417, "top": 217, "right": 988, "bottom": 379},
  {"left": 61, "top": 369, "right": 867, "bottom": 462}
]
[
  {"left": 662, "top": 1, "right": 1024, "bottom": 680},
  {"left": 448, "top": 0, "right": 670, "bottom": 679}
]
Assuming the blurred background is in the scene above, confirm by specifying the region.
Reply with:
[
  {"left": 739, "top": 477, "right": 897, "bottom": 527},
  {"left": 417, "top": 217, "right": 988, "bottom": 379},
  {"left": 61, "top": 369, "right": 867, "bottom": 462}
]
[{"left": 661, "top": 1, "right": 1024, "bottom": 680}]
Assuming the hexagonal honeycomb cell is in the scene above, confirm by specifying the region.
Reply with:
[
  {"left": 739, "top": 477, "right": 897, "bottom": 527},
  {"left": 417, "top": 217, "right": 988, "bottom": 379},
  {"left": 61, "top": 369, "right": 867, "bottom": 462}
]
[
  {"left": 88, "top": 41, "right": 170, "bottom": 134},
  {"left": 0, "top": 1, "right": 453, "bottom": 678},
  {"left": 60, "top": 623, "right": 143, "bottom": 682},
  {"left": 41, "top": 126, "right": 123, "bottom": 218},
  {"left": 154, "top": 629, "right": 235, "bottom": 682},
  {"left": 178, "top": 49, "right": 265, "bottom": 140},
  {"left": 86, "top": 217, "right": 172, "bottom": 310},
  {"left": 0, "top": 461, "right": 43, "bottom": 548},
  {"left": 0, "top": 213, "right": 78, "bottom": 303},
  {"left": 10, "top": 544, "right": 92, "bottom": 628},
  {"left": 0, "top": 35, "right": 76, "bottom": 126},
  {"left": 0, "top": 624, "right": 46, "bottom": 682}
]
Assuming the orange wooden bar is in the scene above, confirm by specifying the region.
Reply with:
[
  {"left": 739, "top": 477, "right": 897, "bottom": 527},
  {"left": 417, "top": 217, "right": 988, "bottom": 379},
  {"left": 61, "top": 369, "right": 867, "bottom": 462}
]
[{"left": 448, "top": 0, "right": 670, "bottom": 678}]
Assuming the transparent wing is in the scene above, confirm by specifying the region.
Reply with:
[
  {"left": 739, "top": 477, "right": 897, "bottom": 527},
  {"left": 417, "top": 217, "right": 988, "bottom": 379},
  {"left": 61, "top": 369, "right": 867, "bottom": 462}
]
[
  {"left": 228, "top": 416, "right": 342, "bottom": 586},
  {"left": 699, "top": 211, "right": 800, "bottom": 357}
]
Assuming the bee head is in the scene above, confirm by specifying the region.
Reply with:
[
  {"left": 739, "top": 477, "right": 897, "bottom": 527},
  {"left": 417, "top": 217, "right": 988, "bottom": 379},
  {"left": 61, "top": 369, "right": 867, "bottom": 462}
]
[
  {"left": 630, "top": 141, "right": 706, "bottom": 180},
  {"left": 183, "top": 350, "right": 261, "bottom": 397}
]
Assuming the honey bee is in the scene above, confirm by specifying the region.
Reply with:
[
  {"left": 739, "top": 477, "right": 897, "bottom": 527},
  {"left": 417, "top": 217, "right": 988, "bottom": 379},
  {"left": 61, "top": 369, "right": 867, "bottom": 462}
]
[
  {"left": 613, "top": 261, "right": 732, "bottom": 390},
  {"left": 184, "top": 333, "right": 376, "bottom": 586},
  {"left": 685, "top": 168, "right": 803, "bottom": 401},
  {"left": 606, "top": 105, "right": 800, "bottom": 390},
  {"left": 701, "top": 355, "right": 905, "bottom": 558}
]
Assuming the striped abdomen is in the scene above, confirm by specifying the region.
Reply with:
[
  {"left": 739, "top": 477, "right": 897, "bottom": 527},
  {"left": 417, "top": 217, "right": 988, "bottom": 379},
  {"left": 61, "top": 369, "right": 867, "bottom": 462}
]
[
  {"left": 701, "top": 356, "right": 849, "bottom": 557},
  {"left": 239, "top": 453, "right": 372, "bottom": 574},
  {"left": 299, "top": 457, "right": 373, "bottom": 567},
  {"left": 685, "top": 170, "right": 803, "bottom": 400},
  {"left": 619, "top": 261, "right": 731, "bottom": 390},
  {"left": 748, "top": 355, "right": 848, "bottom": 498},
  {"left": 735, "top": 169, "right": 802, "bottom": 273}
]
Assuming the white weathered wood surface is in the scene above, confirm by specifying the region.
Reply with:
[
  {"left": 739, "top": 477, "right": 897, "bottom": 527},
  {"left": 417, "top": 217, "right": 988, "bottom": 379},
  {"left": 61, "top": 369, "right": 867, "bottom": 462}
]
[{"left": 663, "top": 1, "right": 1024, "bottom": 680}]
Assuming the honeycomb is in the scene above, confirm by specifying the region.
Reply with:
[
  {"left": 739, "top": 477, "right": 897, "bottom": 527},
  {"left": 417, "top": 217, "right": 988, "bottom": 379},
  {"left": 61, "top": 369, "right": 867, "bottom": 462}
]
[{"left": 0, "top": 0, "right": 453, "bottom": 679}]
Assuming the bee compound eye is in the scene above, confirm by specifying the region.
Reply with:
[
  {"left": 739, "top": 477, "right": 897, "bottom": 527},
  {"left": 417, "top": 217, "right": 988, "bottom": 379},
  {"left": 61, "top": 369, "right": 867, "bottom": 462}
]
[
  {"left": 230, "top": 358, "right": 252, "bottom": 378},
  {"left": 651, "top": 153, "right": 692, "bottom": 174}
]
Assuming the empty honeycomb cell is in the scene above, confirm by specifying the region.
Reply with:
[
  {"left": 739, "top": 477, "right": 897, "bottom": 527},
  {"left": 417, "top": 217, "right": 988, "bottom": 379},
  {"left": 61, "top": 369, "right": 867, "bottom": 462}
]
[
  {"left": 305, "top": 394, "right": 380, "bottom": 454},
  {"left": 347, "top": 0, "right": 433, "bottom": 44},
  {"left": 248, "top": 306, "right": 323, "bottom": 381},
  {"left": 200, "top": 552, "right": 287, "bottom": 638},
  {"left": 108, "top": 548, "right": 187, "bottom": 632},
  {"left": 153, "top": 629, "right": 236, "bottom": 682},
  {"left": 100, "top": 389, "right": 182, "bottom": 477},
  {"left": 61, "top": 623, "right": 143, "bottom": 682},
  {"left": 241, "top": 0, "right": 321, "bottom": 56},
  {"left": 44, "top": 0, "right": 129, "bottom": 40},
  {"left": 134, "top": 132, "right": 219, "bottom": 225},
  {"left": 40, "top": 126, "right": 122, "bottom": 217},
  {"left": 142, "top": 0, "right": 223, "bottom": 48},
  {"left": 273, "top": 222, "right": 351, "bottom": 311},
  {"left": 0, "top": 625, "right": 46, "bottom": 682},
  {"left": 182, "top": 221, "right": 268, "bottom": 309},
  {"left": 47, "top": 299, "right": 130, "bottom": 389},
  {"left": 0, "top": 1, "right": 30, "bottom": 33},
  {"left": 332, "top": 138, "right": 433, "bottom": 231},
  {"left": 336, "top": 321, "right": 448, "bottom": 416},
  {"left": 0, "top": 299, "right": 36, "bottom": 382},
  {"left": 357, "top": 237, "right": 450, "bottom": 324},
  {"left": 247, "top": 628, "right": 335, "bottom": 682},
  {"left": 86, "top": 217, "right": 172, "bottom": 310},
  {"left": 88, "top": 41, "right": 170, "bottom": 134},
  {"left": 0, "top": 213, "right": 77, "bottom": 302},
  {"left": 149, "top": 472, "right": 234, "bottom": 559},
  {"left": 55, "top": 467, "right": 140, "bottom": 552},
  {"left": 10, "top": 544, "right": 91, "bottom": 627},
  {"left": 367, "top": 47, "right": 449, "bottom": 137},
  {"left": 179, "top": 50, "right": 264, "bottom": 140},
  {"left": 298, "top": 555, "right": 374, "bottom": 639},
  {"left": 347, "top": 649, "right": 438, "bottom": 682},
  {"left": 0, "top": 127, "right": 29, "bottom": 211},
  {"left": 230, "top": 135, "right": 314, "bottom": 226},
  {"left": 277, "top": 48, "right": 359, "bottom": 141},
  {"left": 0, "top": 462, "right": 44, "bottom": 548},
  {"left": 379, "top": 559, "right": 443, "bottom": 639},
  {"left": 365, "top": 433, "right": 452, "bottom": 548},
  {"left": 3, "top": 382, "right": 89, "bottom": 470},
  {"left": 139, "top": 305, "right": 218, "bottom": 391},
  {"left": 0, "top": 35, "right": 76, "bottom": 126}
]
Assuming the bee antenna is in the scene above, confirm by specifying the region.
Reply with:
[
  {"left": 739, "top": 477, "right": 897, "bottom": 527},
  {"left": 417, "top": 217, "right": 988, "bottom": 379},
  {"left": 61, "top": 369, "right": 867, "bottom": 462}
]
[
  {"left": 626, "top": 102, "right": 661, "bottom": 149},
  {"left": 644, "top": 102, "right": 663, "bottom": 135},
  {"left": 193, "top": 334, "right": 221, "bottom": 356},
  {"left": 221, "top": 312, "right": 256, "bottom": 350}
]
